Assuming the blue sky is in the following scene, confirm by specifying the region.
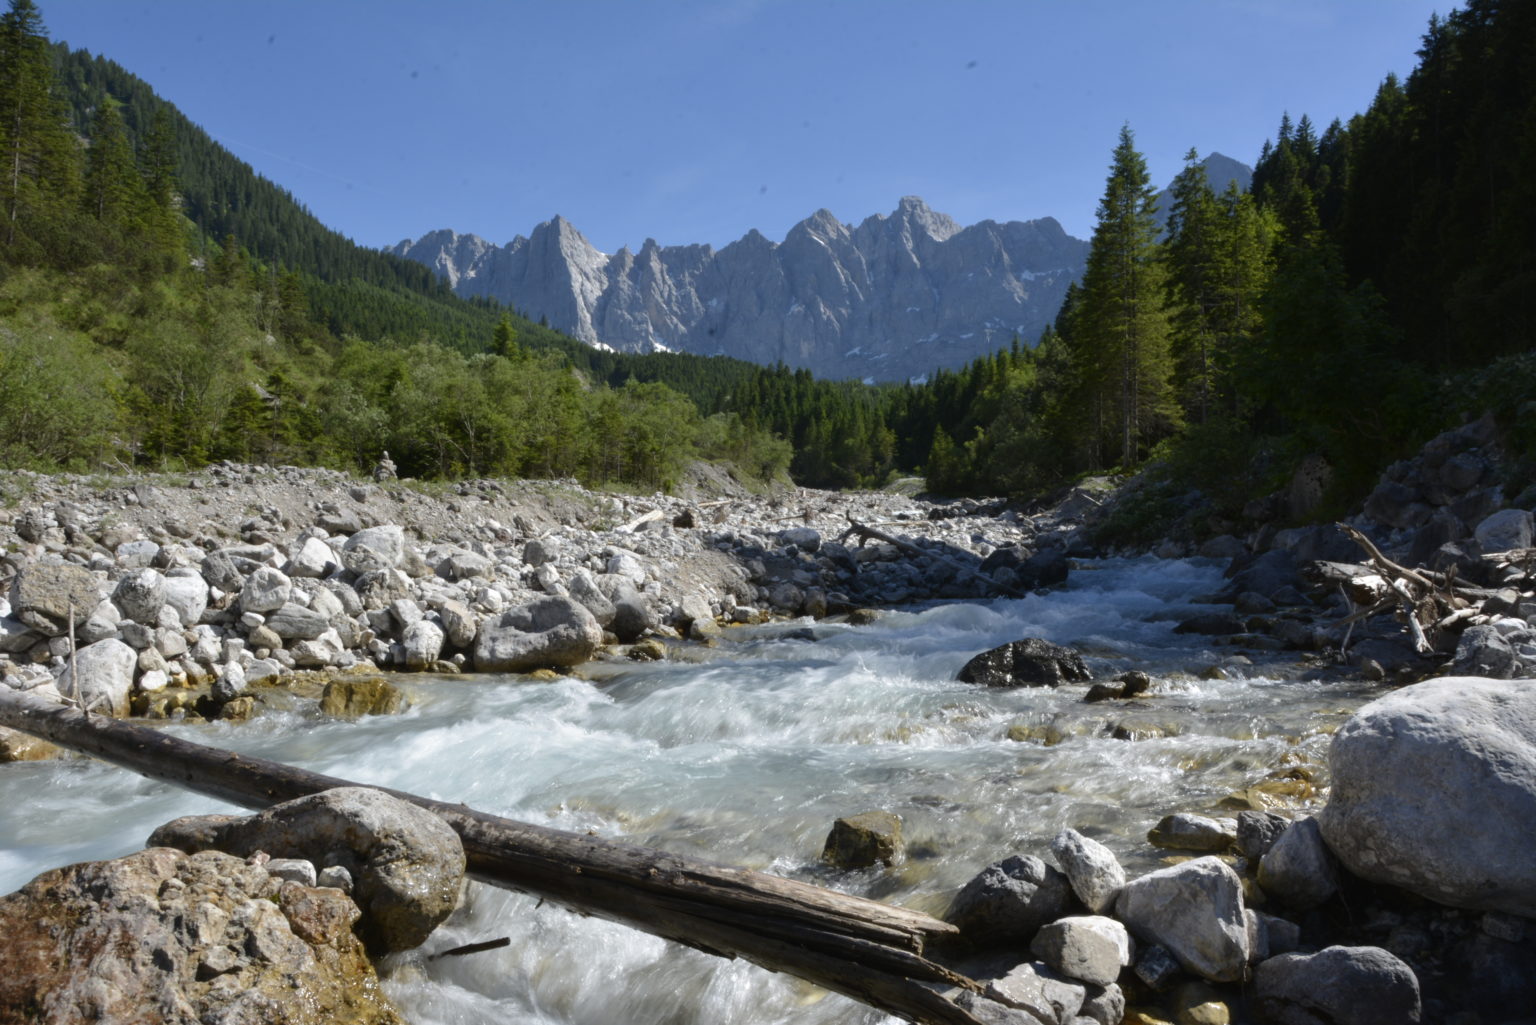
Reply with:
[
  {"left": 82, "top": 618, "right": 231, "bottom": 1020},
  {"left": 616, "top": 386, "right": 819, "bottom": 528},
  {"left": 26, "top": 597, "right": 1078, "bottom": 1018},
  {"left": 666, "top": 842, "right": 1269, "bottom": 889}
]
[{"left": 43, "top": 1, "right": 1441, "bottom": 254}]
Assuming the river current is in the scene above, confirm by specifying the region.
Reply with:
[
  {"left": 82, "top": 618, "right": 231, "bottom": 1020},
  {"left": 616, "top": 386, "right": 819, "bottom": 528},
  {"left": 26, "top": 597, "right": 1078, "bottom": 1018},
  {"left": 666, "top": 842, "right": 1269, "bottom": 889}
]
[{"left": 0, "top": 557, "right": 1385, "bottom": 1024}]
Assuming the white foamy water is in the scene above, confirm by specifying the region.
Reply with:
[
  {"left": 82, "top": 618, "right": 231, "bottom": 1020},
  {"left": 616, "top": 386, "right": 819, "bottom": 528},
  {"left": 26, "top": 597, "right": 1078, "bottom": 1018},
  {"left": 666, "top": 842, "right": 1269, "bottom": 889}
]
[{"left": 0, "top": 558, "right": 1386, "bottom": 1024}]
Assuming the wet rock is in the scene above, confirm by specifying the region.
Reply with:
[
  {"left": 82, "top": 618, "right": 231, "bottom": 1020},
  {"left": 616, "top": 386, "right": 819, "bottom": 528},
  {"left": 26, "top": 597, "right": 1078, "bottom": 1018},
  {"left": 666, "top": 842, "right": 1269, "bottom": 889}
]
[
  {"left": 1253, "top": 945, "right": 1421, "bottom": 1025},
  {"left": 1116, "top": 857, "right": 1249, "bottom": 983},
  {"left": 1319, "top": 676, "right": 1536, "bottom": 916},
  {"left": 948, "top": 855, "right": 1076, "bottom": 945},
  {"left": 958, "top": 637, "right": 1091, "bottom": 688},
  {"left": 1147, "top": 813, "right": 1235, "bottom": 853},
  {"left": 1171, "top": 980, "right": 1232, "bottom": 1025},
  {"left": 319, "top": 677, "right": 406, "bottom": 718},
  {"left": 610, "top": 592, "right": 658, "bottom": 643},
  {"left": 474, "top": 596, "right": 602, "bottom": 672},
  {"left": 1235, "top": 811, "right": 1290, "bottom": 862},
  {"left": 1173, "top": 613, "right": 1245, "bottom": 636},
  {"left": 0, "top": 847, "right": 401, "bottom": 1025},
  {"left": 1030, "top": 915, "right": 1131, "bottom": 987},
  {"left": 821, "top": 811, "right": 903, "bottom": 869},
  {"left": 1257, "top": 816, "right": 1338, "bottom": 911},
  {"left": 153, "top": 787, "right": 464, "bottom": 955},
  {"left": 0, "top": 725, "right": 59, "bottom": 762},
  {"left": 1050, "top": 828, "right": 1126, "bottom": 915}
]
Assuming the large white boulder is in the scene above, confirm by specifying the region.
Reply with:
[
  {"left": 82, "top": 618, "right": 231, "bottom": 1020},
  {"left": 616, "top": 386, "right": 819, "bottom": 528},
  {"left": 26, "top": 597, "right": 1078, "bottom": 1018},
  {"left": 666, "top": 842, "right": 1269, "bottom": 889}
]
[
  {"left": 1318, "top": 676, "right": 1536, "bottom": 916},
  {"left": 473, "top": 596, "right": 602, "bottom": 672},
  {"left": 54, "top": 638, "right": 137, "bottom": 717},
  {"left": 1115, "top": 856, "right": 1249, "bottom": 983}
]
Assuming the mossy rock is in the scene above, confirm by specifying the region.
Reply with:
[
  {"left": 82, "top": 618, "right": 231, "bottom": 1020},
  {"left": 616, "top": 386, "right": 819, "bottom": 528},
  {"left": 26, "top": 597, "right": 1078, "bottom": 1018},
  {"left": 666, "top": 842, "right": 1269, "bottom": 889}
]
[
  {"left": 319, "top": 677, "right": 407, "bottom": 718},
  {"left": 821, "top": 811, "right": 903, "bottom": 869},
  {"left": 0, "top": 725, "right": 59, "bottom": 762}
]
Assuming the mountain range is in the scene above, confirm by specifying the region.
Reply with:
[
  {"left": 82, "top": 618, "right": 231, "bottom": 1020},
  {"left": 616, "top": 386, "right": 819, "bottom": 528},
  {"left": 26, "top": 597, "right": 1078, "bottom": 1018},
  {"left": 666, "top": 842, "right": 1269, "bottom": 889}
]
[{"left": 393, "top": 154, "right": 1251, "bottom": 382}]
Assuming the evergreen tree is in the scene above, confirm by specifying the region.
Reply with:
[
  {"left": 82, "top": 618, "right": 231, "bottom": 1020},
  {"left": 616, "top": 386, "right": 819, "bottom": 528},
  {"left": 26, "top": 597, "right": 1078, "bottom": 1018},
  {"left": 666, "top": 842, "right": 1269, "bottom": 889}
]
[
  {"left": 1067, "top": 125, "right": 1178, "bottom": 466},
  {"left": 0, "top": 0, "right": 79, "bottom": 260},
  {"left": 82, "top": 100, "right": 141, "bottom": 228}
]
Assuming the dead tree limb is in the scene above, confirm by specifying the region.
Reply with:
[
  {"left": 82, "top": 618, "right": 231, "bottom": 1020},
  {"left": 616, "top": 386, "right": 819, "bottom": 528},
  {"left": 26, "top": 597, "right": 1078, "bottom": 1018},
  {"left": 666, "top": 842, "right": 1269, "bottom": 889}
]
[{"left": 0, "top": 689, "right": 1040, "bottom": 1025}]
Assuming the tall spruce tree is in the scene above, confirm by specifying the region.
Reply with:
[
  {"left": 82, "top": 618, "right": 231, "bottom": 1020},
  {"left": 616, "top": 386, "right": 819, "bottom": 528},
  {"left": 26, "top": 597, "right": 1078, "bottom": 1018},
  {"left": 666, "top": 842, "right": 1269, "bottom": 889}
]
[
  {"left": 1067, "top": 125, "right": 1177, "bottom": 466},
  {"left": 0, "top": 0, "right": 79, "bottom": 260}
]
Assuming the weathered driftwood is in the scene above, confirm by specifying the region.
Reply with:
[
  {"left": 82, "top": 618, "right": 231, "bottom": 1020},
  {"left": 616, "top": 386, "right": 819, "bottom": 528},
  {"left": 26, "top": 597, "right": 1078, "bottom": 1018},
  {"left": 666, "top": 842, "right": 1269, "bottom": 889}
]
[
  {"left": 1336, "top": 522, "right": 1474, "bottom": 655},
  {"left": 0, "top": 689, "right": 1040, "bottom": 1025}
]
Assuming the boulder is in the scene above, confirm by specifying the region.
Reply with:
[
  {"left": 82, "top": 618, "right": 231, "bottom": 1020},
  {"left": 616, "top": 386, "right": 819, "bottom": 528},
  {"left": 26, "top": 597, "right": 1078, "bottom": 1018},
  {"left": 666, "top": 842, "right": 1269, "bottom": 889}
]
[
  {"left": 340, "top": 525, "right": 406, "bottom": 575},
  {"left": 54, "top": 637, "right": 137, "bottom": 717},
  {"left": 976, "top": 960, "right": 1085, "bottom": 1025},
  {"left": 957, "top": 637, "right": 1091, "bottom": 688},
  {"left": 9, "top": 563, "right": 99, "bottom": 636},
  {"left": 1030, "top": 915, "right": 1131, "bottom": 987},
  {"left": 1257, "top": 816, "right": 1338, "bottom": 911},
  {"left": 0, "top": 848, "right": 400, "bottom": 1025},
  {"left": 610, "top": 593, "right": 657, "bottom": 643},
  {"left": 111, "top": 567, "right": 166, "bottom": 624},
  {"left": 566, "top": 570, "right": 617, "bottom": 627},
  {"left": 161, "top": 570, "right": 209, "bottom": 628},
  {"left": 821, "top": 811, "right": 902, "bottom": 869},
  {"left": 1115, "top": 857, "right": 1249, "bottom": 983},
  {"left": 780, "top": 527, "right": 821, "bottom": 552},
  {"left": 1050, "top": 828, "right": 1125, "bottom": 915},
  {"left": 150, "top": 787, "right": 463, "bottom": 955},
  {"left": 400, "top": 619, "right": 444, "bottom": 671},
  {"left": 474, "top": 596, "right": 602, "bottom": 672},
  {"left": 1253, "top": 945, "right": 1421, "bottom": 1024},
  {"left": 264, "top": 602, "right": 330, "bottom": 641},
  {"left": 437, "top": 600, "right": 478, "bottom": 649},
  {"left": 1236, "top": 810, "right": 1290, "bottom": 862},
  {"left": 948, "top": 855, "right": 1075, "bottom": 945},
  {"left": 239, "top": 566, "right": 293, "bottom": 614},
  {"left": 1474, "top": 508, "right": 1534, "bottom": 554},
  {"left": 1450, "top": 624, "right": 1523, "bottom": 679},
  {"left": 436, "top": 549, "right": 492, "bottom": 582},
  {"left": 287, "top": 536, "right": 340, "bottom": 578},
  {"left": 1318, "top": 676, "right": 1536, "bottom": 916},
  {"left": 1148, "top": 813, "right": 1235, "bottom": 853}
]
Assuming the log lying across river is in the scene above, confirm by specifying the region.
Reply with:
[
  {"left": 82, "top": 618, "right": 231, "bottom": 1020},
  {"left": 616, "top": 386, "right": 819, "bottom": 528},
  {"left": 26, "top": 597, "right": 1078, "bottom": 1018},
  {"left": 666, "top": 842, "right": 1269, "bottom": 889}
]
[{"left": 0, "top": 690, "right": 1038, "bottom": 1025}]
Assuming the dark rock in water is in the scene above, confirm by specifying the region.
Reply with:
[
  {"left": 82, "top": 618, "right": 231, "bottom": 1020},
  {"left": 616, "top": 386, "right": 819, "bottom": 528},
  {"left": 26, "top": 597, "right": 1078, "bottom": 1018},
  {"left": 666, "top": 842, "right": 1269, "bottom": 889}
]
[
  {"left": 1173, "top": 613, "right": 1246, "bottom": 636},
  {"left": 958, "top": 637, "right": 1091, "bottom": 688},
  {"left": 821, "top": 811, "right": 903, "bottom": 869},
  {"left": 1253, "top": 945, "right": 1421, "bottom": 1024},
  {"left": 1117, "top": 670, "right": 1152, "bottom": 696},
  {"left": 979, "top": 544, "right": 1070, "bottom": 591},
  {"left": 1236, "top": 810, "right": 1290, "bottom": 862},
  {"left": 1084, "top": 683, "right": 1123, "bottom": 703},
  {"left": 1222, "top": 549, "right": 1303, "bottom": 603},
  {"left": 947, "top": 854, "right": 1075, "bottom": 945}
]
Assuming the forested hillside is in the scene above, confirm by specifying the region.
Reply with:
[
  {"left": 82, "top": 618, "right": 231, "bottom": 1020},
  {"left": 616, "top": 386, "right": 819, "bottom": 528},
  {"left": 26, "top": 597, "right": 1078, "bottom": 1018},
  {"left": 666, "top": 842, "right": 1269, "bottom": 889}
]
[{"left": 918, "top": 0, "right": 1535, "bottom": 539}]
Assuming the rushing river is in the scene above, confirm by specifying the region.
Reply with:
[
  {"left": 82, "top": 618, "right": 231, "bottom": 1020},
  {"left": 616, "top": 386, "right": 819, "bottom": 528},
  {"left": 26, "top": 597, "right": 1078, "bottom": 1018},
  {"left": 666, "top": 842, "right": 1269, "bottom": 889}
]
[{"left": 0, "top": 558, "right": 1387, "bottom": 1024}]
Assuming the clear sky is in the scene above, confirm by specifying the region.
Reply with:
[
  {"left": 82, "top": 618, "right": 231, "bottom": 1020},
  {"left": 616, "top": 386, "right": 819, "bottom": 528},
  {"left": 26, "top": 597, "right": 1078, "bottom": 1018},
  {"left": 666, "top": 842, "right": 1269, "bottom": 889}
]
[{"left": 41, "top": 1, "right": 1442, "bottom": 254}]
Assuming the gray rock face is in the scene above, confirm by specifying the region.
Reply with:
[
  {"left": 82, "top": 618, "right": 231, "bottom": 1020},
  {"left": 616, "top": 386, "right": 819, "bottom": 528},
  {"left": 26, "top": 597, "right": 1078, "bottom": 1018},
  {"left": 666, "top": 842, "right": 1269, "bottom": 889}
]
[
  {"left": 1318, "top": 676, "right": 1536, "bottom": 916},
  {"left": 401, "top": 619, "right": 445, "bottom": 671},
  {"left": 239, "top": 566, "right": 292, "bottom": 614},
  {"left": 151, "top": 787, "right": 464, "bottom": 955},
  {"left": 1253, "top": 945, "right": 1421, "bottom": 1025},
  {"left": 1257, "top": 816, "right": 1338, "bottom": 911},
  {"left": 264, "top": 602, "right": 330, "bottom": 641},
  {"left": 54, "top": 637, "right": 137, "bottom": 717},
  {"left": 474, "top": 596, "right": 603, "bottom": 672},
  {"left": 957, "top": 637, "right": 1091, "bottom": 687},
  {"left": 972, "top": 959, "right": 1086, "bottom": 1025},
  {"left": 948, "top": 854, "right": 1076, "bottom": 945},
  {"left": 0, "top": 847, "right": 400, "bottom": 1025},
  {"left": 392, "top": 198, "right": 1092, "bottom": 383},
  {"left": 1050, "top": 828, "right": 1125, "bottom": 915},
  {"left": 1030, "top": 915, "right": 1131, "bottom": 987},
  {"left": 1115, "top": 856, "right": 1249, "bottom": 983},
  {"left": 162, "top": 570, "right": 209, "bottom": 627},
  {"left": 1474, "top": 508, "right": 1533, "bottom": 554}
]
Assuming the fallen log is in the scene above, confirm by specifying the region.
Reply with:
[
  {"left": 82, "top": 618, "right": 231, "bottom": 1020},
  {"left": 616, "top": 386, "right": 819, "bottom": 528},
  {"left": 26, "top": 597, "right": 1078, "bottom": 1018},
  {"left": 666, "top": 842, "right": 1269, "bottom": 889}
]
[{"left": 0, "top": 689, "right": 1040, "bottom": 1025}]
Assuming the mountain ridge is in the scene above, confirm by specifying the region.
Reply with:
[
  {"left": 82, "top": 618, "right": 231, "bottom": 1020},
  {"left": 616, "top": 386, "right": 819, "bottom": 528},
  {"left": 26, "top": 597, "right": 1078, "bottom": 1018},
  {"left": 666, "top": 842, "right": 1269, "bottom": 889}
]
[{"left": 394, "top": 155, "right": 1250, "bottom": 382}]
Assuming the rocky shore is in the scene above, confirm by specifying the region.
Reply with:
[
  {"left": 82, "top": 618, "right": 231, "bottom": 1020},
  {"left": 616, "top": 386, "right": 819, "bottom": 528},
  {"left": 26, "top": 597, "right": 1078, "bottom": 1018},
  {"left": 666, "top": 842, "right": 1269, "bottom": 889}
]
[{"left": 1, "top": 413, "right": 1533, "bottom": 1025}]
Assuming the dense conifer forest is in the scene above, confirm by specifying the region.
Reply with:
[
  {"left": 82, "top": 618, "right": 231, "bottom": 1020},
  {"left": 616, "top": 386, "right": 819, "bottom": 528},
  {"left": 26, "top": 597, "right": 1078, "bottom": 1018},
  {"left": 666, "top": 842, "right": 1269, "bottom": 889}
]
[{"left": 0, "top": 0, "right": 1531, "bottom": 520}]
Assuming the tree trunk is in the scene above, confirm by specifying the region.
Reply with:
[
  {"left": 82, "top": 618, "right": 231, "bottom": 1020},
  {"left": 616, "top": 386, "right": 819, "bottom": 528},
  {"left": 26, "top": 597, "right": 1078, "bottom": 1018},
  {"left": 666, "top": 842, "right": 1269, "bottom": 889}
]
[{"left": 0, "top": 689, "right": 1042, "bottom": 1025}]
